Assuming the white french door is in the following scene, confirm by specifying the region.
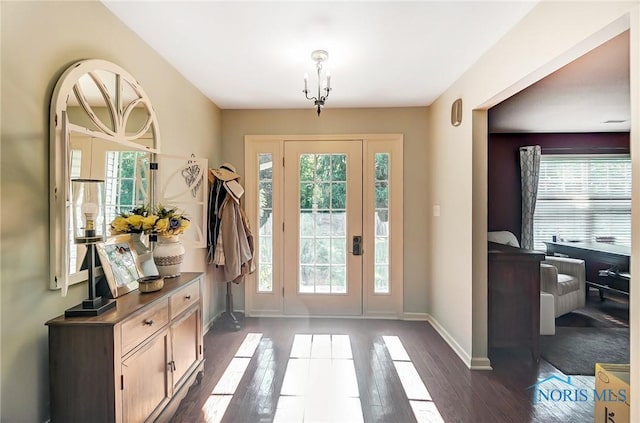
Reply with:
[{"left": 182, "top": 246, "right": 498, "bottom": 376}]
[
  {"left": 244, "top": 134, "right": 403, "bottom": 318},
  {"left": 283, "top": 141, "right": 363, "bottom": 315}
]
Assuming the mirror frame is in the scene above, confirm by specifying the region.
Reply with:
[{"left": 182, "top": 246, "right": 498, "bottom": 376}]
[{"left": 50, "top": 59, "right": 161, "bottom": 293}]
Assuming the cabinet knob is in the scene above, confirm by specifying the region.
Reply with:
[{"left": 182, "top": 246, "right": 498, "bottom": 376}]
[
  {"left": 185, "top": 295, "right": 191, "bottom": 300},
  {"left": 144, "top": 319, "right": 154, "bottom": 326}
]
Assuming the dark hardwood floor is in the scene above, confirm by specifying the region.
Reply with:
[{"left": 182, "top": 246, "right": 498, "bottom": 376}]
[
  {"left": 556, "top": 288, "right": 629, "bottom": 329},
  {"left": 169, "top": 316, "right": 604, "bottom": 423}
]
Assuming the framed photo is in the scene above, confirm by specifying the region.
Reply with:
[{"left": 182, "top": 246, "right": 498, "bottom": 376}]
[{"left": 96, "top": 234, "right": 142, "bottom": 298}]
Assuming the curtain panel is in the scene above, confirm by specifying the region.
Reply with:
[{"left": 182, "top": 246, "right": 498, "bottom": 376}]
[{"left": 520, "top": 146, "right": 541, "bottom": 250}]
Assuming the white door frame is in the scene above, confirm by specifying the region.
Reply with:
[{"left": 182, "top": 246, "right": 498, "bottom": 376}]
[{"left": 244, "top": 134, "right": 404, "bottom": 318}]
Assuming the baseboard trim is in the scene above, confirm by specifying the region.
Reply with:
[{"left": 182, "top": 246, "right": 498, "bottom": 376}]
[
  {"left": 242, "top": 311, "right": 426, "bottom": 320},
  {"left": 426, "top": 314, "right": 473, "bottom": 368},
  {"left": 203, "top": 318, "right": 214, "bottom": 335},
  {"left": 403, "top": 312, "right": 430, "bottom": 321},
  {"left": 470, "top": 357, "right": 493, "bottom": 370}
]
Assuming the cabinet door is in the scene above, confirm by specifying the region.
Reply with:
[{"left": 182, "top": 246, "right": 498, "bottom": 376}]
[
  {"left": 171, "top": 307, "right": 201, "bottom": 390},
  {"left": 122, "top": 329, "right": 170, "bottom": 423}
]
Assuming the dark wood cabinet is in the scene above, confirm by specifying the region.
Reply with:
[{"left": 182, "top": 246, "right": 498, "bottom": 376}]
[
  {"left": 46, "top": 272, "right": 204, "bottom": 423},
  {"left": 488, "top": 242, "right": 544, "bottom": 361}
]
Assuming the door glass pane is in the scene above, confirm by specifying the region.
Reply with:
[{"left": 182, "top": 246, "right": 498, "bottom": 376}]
[
  {"left": 298, "top": 153, "right": 348, "bottom": 294},
  {"left": 331, "top": 183, "right": 346, "bottom": 209},
  {"left": 331, "top": 266, "right": 347, "bottom": 293},
  {"left": 374, "top": 153, "right": 390, "bottom": 294},
  {"left": 258, "top": 153, "right": 273, "bottom": 292},
  {"left": 300, "top": 266, "right": 315, "bottom": 293},
  {"left": 300, "top": 211, "right": 314, "bottom": 236}
]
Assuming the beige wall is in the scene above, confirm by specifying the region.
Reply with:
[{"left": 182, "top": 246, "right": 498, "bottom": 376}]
[
  {"left": 221, "top": 108, "right": 430, "bottom": 316},
  {"left": 427, "top": 0, "right": 639, "bottom": 377},
  {"left": 0, "top": 2, "right": 222, "bottom": 421}
]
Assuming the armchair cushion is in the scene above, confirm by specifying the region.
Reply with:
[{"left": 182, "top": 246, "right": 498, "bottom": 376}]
[{"left": 557, "top": 274, "right": 580, "bottom": 296}]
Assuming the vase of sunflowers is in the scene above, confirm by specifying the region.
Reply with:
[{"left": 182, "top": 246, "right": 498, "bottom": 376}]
[
  {"left": 110, "top": 205, "right": 191, "bottom": 278},
  {"left": 150, "top": 206, "right": 190, "bottom": 278},
  {"left": 110, "top": 206, "right": 159, "bottom": 276}
]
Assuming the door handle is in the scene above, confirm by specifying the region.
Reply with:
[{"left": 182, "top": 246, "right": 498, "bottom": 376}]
[{"left": 352, "top": 236, "right": 363, "bottom": 256}]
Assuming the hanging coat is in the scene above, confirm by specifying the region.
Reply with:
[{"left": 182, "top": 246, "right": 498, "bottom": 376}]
[{"left": 211, "top": 190, "right": 254, "bottom": 283}]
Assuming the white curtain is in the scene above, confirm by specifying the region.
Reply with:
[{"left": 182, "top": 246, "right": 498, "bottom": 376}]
[{"left": 520, "top": 146, "right": 541, "bottom": 250}]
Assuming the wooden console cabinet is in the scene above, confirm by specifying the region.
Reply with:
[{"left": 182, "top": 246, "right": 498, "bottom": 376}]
[
  {"left": 488, "top": 243, "right": 544, "bottom": 361},
  {"left": 46, "top": 272, "right": 204, "bottom": 423}
]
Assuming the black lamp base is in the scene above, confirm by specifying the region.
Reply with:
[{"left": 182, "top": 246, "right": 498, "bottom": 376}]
[{"left": 65, "top": 297, "right": 116, "bottom": 317}]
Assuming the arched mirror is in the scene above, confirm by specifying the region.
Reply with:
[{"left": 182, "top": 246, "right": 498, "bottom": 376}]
[{"left": 50, "top": 59, "right": 161, "bottom": 293}]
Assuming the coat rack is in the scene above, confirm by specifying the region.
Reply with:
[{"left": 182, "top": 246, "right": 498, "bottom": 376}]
[
  {"left": 208, "top": 164, "right": 253, "bottom": 331},
  {"left": 223, "top": 282, "right": 241, "bottom": 330}
]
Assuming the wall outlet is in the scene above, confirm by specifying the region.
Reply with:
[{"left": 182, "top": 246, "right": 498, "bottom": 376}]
[{"left": 433, "top": 205, "right": 441, "bottom": 217}]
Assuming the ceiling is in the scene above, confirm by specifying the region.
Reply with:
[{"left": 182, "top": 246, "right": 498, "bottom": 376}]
[
  {"left": 102, "top": 1, "right": 629, "bottom": 133},
  {"left": 102, "top": 1, "right": 537, "bottom": 110},
  {"left": 489, "top": 30, "right": 630, "bottom": 133}
]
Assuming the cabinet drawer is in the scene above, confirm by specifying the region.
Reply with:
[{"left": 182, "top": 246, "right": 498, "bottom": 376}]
[
  {"left": 170, "top": 281, "right": 200, "bottom": 319},
  {"left": 121, "top": 299, "right": 169, "bottom": 354}
]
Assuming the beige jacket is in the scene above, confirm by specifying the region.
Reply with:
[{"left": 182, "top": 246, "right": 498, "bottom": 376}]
[{"left": 212, "top": 195, "right": 254, "bottom": 283}]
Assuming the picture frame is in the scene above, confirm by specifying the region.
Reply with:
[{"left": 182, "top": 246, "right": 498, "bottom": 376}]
[{"left": 96, "top": 234, "right": 143, "bottom": 298}]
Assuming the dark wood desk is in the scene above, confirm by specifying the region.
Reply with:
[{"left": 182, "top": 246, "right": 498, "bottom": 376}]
[
  {"left": 488, "top": 242, "right": 544, "bottom": 362},
  {"left": 544, "top": 241, "right": 630, "bottom": 299}
]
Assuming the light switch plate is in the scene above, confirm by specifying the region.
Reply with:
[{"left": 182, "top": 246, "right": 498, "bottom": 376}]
[{"left": 433, "top": 205, "right": 441, "bottom": 217}]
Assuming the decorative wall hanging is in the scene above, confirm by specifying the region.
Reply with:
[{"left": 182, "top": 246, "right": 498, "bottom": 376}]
[{"left": 182, "top": 154, "right": 203, "bottom": 198}]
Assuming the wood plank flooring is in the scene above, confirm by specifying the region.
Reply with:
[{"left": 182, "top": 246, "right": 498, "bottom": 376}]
[{"left": 170, "top": 318, "right": 596, "bottom": 423}]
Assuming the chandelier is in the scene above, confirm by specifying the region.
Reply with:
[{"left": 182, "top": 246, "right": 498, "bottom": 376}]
[{"left": 303, "top": 50, "right": 331, "bottom": 116}]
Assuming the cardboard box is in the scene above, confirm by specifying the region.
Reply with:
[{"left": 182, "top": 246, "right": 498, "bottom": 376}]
[{"left": 594, "top": 363, "right": 630, "bottom": 423}]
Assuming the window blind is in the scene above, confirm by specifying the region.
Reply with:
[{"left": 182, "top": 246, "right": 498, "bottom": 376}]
[{"left": 533, "top": 155, "right": 631, "bottom": 251}]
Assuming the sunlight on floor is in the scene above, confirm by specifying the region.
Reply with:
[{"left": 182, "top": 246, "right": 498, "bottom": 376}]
[
  {"left": 274, "top": 334, "right": 364, "bottom": 423},
  {"left": 382, "top": 336, "right": 444, "bottom": 423},
  {"left": 201, "top": 332, "right": 445, "bottom": 422},
  {"left": 202, "top": 333, "right": 263, "bottom": 423}
]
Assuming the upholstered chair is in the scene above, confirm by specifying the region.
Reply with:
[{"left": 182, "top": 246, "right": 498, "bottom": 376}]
[
  {"left": 488, "top": 231, "right": 586, "bottom": 317},
  {"left": 540, "top": 257, "right": 585, "bottom": 317}
]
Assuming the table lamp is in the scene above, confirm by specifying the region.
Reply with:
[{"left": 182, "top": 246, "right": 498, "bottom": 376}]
[{"left": 65, "top": 179, "right": 116, "bottom": 317}]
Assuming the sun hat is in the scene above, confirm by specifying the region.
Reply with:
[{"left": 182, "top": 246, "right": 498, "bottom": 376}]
[
  {"left": 224, "top": 179, "right": 245, "bottom": 201},
  {"left": 210, "top": 162, "right": 241, "bottom": 182}
]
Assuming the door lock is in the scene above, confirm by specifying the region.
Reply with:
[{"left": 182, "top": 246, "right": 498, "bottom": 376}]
[{"left": 352, "top": 236, "right": 363, "bottom": 256}]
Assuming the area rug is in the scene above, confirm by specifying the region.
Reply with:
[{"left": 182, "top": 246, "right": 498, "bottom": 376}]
[
  {"left": 540, "top": 327, "right": 629, "bottom": 376},
  {"left": 555, "top": 296, "right": 629, "bottom": 329}
]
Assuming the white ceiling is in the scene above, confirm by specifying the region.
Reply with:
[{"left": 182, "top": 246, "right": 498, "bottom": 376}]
[
  {"left": 489, "top": 30, "right": 630, "bottom": 133},
  {"left": 102, "top": 1, "right": 538, "bottom": 110},
  {"left": 102, "top": 1, "right": 629, "bottom": 133}
]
